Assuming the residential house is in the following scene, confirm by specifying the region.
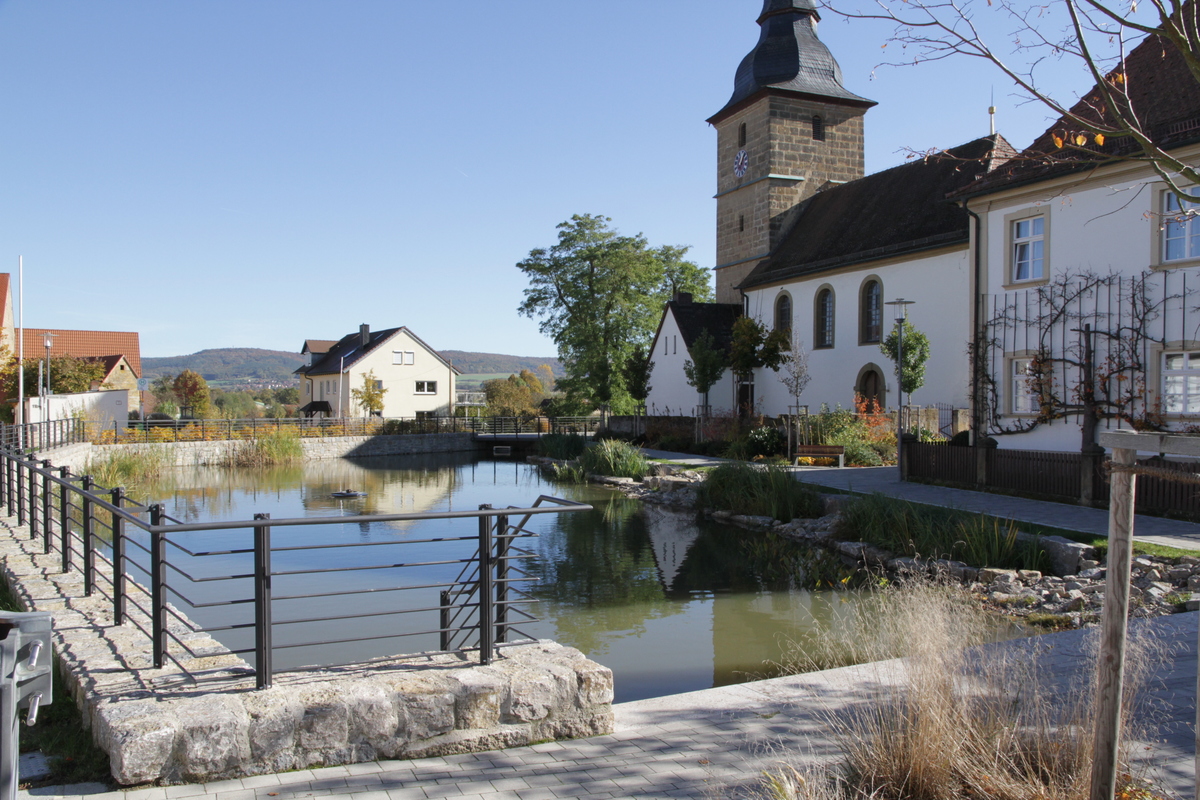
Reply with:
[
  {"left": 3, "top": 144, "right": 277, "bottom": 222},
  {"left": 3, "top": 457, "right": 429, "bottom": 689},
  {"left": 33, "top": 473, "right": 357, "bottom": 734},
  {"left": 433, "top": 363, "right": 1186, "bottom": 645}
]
[
  {"left": 956, "top": 25, "right": 1200, "bottom": 451},
  {"left": 296, "top": 325, "right": 459, "bottom": 418},
  {"left": 20, "top": 328, "right": 143, "bottom": 411}
]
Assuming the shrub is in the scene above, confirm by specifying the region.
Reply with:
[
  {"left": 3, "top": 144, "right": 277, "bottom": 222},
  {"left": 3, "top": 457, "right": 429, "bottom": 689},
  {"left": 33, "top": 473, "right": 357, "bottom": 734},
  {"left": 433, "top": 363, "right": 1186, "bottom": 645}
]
[
  {"left": 837, "top": 493, "right": 1047, "bottom": 571},
  {"left": 537, "top": 433, "right": 588, "bottom": 460},
  {"left": 698, "top": 462, "right": 823, "bottom": 521},
  {"left": 578, "top": 439, "right": 648, "bottom": 479},
  {"left": 747, "top": 425, "right": 786, "bottom": 457}
]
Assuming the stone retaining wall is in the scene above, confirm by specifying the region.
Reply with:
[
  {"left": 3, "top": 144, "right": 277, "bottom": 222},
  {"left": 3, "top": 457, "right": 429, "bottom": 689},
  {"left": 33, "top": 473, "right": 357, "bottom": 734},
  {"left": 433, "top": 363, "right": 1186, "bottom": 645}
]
[
  {"left": 0, "top": 513, "right": 613, "bottom": 785},
  {"left": 45, "top": 433, "right": 481, "bottom": 472}
]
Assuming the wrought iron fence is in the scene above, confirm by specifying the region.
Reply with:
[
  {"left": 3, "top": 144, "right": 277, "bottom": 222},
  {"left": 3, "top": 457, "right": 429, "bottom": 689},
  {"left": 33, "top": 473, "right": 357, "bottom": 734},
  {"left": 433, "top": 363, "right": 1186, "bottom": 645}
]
[{"left": 0, "top": 446, "right": 591, "bottom": 687}]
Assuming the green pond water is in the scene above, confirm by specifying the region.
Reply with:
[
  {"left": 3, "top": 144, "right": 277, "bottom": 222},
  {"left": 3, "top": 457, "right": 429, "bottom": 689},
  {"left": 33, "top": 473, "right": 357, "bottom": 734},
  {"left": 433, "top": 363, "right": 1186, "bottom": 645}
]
[{"left": 140, "top": 452, "right": 909, "bottom": 702}]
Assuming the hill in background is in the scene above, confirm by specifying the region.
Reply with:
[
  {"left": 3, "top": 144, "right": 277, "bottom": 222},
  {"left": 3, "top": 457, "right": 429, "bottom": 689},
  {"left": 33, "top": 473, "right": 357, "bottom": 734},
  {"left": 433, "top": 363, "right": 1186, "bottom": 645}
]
[{"left": 143, "top": 348, "right": 562, "bottom": 385}]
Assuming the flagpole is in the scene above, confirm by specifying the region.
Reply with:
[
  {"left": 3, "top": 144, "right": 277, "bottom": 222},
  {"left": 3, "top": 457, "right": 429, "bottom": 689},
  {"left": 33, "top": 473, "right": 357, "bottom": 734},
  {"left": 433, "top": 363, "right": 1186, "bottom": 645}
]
[{"left": 17, "top": 256, "right": 24, "bottom": 450}]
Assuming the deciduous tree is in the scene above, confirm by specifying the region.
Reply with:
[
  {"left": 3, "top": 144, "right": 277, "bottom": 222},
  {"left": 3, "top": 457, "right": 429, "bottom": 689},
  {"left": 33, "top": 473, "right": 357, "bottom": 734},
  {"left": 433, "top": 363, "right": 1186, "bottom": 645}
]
[
  {"left": 881, "top": 319, "right": 931, "bottom": 396},
  {"left": 683, "top": 330, "right": 728, "bottom": 411},
  {"left": 172, "top": 369, "right": 212, "bottom": 418},
  {"left": 728, "top": 317, "right": 788, "bottom": 384},
  {"left": 517, "top": 214, "right": 710, "bottom": 413},
  {"left": 351, "top": 370, "right": 387, "bottom": 417},
  {"left": 779, "top": 336, "right": 812, "bottom": 412}
]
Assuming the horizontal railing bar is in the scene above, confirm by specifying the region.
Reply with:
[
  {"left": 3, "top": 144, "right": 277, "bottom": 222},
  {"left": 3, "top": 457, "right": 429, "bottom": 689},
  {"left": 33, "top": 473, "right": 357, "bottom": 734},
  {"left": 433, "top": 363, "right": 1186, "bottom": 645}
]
[
  {"left": 185, "top": 548, "right": 256, "bottom": 557},
  {"left": 271, "top": 535, "right": 481, "bottom": 553},
  {"left": 189, "top": 598, "right": 254, "bottom": 609},
  {"left": 273, "top": 629, "right": 445, "bottom": 650},
  {"left": 164, "top": 586, "right": 202, "bottom": 608},
  {"left": 273, "top": 580, "right": 466, "bottom": 601},
  {"left": 124, "top": 538, "right": 153, "bottom": 557},
  {"left": 270, "top": 558, "right": 473, "bottom": 577},
  {"left": 274, "top": 604, "right": 452, "bottom": 626}
]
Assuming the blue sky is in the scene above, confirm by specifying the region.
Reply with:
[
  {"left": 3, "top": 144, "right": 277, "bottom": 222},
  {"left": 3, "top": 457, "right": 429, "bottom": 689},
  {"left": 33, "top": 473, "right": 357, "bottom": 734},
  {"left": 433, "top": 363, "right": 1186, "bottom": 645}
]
[{"left": 0, "top": 1, "right": 1093, "bottom": 358}]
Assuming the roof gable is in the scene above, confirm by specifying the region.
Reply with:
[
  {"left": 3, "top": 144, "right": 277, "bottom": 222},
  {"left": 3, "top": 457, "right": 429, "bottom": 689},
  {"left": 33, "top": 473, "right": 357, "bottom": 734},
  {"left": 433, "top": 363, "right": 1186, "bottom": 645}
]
[
  {"left": 663, "top": 300, "right": 742, "bottom": 355},
  {"left": 303, "top": 327, "right": 460, "bottom": 376},
  {"left": 744, "top": 135, "right": 1008, "bottom": 287}
]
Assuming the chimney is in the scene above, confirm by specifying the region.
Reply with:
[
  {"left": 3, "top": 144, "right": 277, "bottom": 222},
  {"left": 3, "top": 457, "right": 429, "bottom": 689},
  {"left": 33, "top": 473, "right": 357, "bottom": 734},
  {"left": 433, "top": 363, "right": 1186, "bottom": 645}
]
[
  {"left": 673, "top": 292, "right": 693, "bottom": 306},
  {"left": 359, "top": 324, "right": 370, "bottom": 348}
]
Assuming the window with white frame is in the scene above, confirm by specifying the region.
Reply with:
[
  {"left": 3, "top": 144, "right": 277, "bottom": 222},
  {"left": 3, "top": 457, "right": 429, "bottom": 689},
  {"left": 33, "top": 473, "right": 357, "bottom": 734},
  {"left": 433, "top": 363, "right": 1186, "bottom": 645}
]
[
  {"left": 393, "top": 350, "right": 415, "bottom": 365},
  {"left": 1012, "top": 216, "right": 1045, "bottom": 282},
  {"left": 1011, "top": 358, "right": 1039, "bottom": 414},
  {"left": 1163, "top": 189, "right": 1200, "bottom": 263},
  {"left": 415, "top": 381, "right": 437, "bottom": 394},
  {"left": 814, "top": 288, "right": 834, "bottom": 348},
  {"left": 1162, "top": 351, "right": 1200, "bottom": 413}
]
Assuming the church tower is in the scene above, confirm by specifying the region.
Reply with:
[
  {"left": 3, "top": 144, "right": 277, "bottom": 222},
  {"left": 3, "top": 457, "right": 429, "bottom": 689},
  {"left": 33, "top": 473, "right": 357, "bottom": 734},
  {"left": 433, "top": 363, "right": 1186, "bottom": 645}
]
[{"left": 710, "top": 0, "right": 876, "bottom": 303}]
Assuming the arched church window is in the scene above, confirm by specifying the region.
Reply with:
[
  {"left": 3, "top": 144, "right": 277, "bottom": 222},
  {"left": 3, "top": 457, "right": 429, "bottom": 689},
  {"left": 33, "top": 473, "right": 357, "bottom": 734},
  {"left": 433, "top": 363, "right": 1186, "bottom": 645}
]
[
  {"left": 814, "top": 288, "right": 835, "bottom": 348},
  {"left": 860, "top": 279, "right": 882, "bottom": 344},
  {"left": 811, "top": 115, "right": 825, "bottom": 141},
  {"left": 774, "top": 293, "right": 792, "bottom": 338}
]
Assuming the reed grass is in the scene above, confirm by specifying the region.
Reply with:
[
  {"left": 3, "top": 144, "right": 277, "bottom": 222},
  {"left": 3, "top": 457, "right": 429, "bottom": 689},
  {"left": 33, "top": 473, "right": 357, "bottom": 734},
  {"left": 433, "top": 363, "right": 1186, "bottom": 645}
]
[
  {"left": 698, "top": 462, "right": 822, "bottom": 521},
  {"left": 578, "top": 439, "right": 648, "bottom": 479},
  {"left": 84, "top": 447, "right": 172, "bottom": 498},
  {"left": 537, "top": 433, "right": 588, "bottom": 461},
  {"left": 757, "top": 579, "right": 1166, "bottom": 800},
  {"left": 837, "top": 493, "right": 1048, "bottom": 571},
  {"left": 222, "top": 427, "right": 304, "bottom": 468}
]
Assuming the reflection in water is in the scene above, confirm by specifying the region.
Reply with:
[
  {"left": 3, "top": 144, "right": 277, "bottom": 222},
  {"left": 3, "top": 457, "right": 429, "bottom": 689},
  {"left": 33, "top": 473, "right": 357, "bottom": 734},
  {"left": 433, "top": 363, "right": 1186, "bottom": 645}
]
[{"left": 144, "top": 454, "right": 905, "bottom": 702}]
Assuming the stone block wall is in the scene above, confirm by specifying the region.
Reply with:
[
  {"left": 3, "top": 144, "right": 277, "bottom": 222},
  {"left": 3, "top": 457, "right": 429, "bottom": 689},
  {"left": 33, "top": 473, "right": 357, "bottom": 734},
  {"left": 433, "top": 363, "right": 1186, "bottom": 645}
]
[
  {"left": 44, "top": 433, "right": 481, "bottom": 473},
  {"left": 0, "top": 514, "right": 613, "bottom": 785}
]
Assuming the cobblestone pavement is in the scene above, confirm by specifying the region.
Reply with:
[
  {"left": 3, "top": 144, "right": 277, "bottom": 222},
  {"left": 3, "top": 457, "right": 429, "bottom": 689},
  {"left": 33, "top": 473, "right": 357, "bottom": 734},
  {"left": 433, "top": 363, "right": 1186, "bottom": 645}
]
[{"left": 21, "top": 614, "right": 1197, "bottom": 800}]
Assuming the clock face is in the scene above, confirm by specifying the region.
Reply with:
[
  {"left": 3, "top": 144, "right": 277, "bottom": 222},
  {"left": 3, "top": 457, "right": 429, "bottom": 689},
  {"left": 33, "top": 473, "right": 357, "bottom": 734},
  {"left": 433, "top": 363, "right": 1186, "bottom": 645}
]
[{"left": 733, "top": 149, "right": 749, "bottom": 178}]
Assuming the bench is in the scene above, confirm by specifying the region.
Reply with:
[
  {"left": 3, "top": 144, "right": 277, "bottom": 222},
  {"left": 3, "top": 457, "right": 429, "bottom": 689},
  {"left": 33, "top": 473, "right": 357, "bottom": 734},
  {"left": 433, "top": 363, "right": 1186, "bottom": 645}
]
[{"left": 794, "top": 444, "right": 845, "bottom": 468}]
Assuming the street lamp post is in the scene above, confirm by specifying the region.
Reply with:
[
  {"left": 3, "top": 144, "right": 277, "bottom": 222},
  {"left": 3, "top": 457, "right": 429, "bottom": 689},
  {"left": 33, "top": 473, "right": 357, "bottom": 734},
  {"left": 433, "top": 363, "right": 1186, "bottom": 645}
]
[
  {"left": 43, "top": 333, "right": 54, "bottom": 397},
  {"left": 885, "top": 298, "right": 915, "bottom": 477}
]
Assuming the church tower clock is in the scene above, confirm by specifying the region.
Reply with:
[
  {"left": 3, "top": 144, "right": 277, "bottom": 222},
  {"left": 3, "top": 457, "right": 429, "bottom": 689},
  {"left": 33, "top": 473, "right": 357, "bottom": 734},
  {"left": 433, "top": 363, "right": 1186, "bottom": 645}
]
[{"left": 709, "top": 0, "right": 877, "bottom": 303}]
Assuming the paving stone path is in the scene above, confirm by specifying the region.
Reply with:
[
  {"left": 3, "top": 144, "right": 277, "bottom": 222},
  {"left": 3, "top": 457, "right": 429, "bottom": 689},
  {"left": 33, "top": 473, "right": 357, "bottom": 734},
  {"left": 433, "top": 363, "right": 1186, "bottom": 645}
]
[{"left": 20, "top": 613, "right": 1197, "bottom": 800}]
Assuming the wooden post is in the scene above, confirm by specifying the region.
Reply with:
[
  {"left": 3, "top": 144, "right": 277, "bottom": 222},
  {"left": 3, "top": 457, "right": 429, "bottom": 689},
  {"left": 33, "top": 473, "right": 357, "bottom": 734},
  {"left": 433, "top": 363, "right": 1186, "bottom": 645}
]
[{"left": 1089, "top": 445, "right": 1136, "bottom": 800}]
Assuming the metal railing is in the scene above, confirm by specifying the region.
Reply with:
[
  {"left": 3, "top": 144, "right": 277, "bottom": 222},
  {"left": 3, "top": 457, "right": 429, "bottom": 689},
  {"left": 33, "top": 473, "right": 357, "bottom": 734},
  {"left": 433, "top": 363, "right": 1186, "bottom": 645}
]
[
  {"left": 0, "top": 446, "right": 591, "bottom": 688},
  {"left": 0, "top": 419, "right": 87, "bottom": 452}
]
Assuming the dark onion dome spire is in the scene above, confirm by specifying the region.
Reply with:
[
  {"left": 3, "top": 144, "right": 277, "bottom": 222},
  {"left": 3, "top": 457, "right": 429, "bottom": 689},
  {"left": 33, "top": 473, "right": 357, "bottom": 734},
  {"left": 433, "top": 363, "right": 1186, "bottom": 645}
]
[{"left": 710, "top": 0, "right": 875, "bottom": 122}]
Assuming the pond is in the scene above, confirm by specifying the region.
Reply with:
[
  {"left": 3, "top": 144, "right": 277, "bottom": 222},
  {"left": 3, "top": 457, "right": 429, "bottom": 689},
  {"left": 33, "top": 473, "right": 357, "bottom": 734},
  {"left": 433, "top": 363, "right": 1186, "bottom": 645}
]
[{"left": 145, "top": 452, "right": 890, "bottom": 703}]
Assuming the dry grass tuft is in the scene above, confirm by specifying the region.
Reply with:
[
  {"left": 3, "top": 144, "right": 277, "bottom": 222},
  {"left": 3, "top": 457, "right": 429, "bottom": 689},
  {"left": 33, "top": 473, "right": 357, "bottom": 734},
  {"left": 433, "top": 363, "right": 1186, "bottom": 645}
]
[{"left": 755, "top": 579, "right": 1166, "bottom": 800}]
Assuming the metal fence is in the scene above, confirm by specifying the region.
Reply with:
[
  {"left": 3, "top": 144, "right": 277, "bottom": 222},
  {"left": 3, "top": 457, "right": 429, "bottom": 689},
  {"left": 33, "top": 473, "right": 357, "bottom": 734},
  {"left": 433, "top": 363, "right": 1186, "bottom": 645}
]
[
  {"left": 80, "top": 415, "right": 602, "bottom": 445},
  {"left": 0, "top": 446, "right": 591, "bottom": 687},
  {"left": 904, "top": 440, "right": 1200, "bottom": 518},
  {"left": 0, "top": 419, "right": 87, "bottom": 451}
]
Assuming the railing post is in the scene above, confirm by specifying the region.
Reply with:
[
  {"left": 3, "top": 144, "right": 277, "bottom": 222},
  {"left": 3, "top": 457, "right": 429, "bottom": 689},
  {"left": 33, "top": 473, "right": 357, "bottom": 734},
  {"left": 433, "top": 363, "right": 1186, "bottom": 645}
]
[
  {"left": 111, "top": 488, "right": 126, "bottom": 625},
  {"left": 477, "top": 504, "right": 493, "bottom": 665},
  {"left": 150, "top": 504, "right": 167, "bottom": 668},
  {"left": 4, "top": 446, "right": 13, "bottom": 514},
  {"left": 439, "top": 590, "right": 451, "bottom": 651},
  {"left": 253, "top": 513, "right": 273, "bottom": 689},
  {"left": 40, "top": 461, "right": 51, "bottom": 554},
  {"left": 27, "top": 456, "right": 38, "bottom": 540},
  {"left": 0, "top": 448, "right": 7, "bottom": 507},
  {"left": 16, "top": 455, "right": 24, "bottom": 528},
  {"left": 81, "top": 476, "right": 94, "bottom": 596},
  {"left": 495, "top": 513, "right": 509, "bottom": 644},
  {"left": 59, "top": 468, "right": 71, "bottom": 573}
]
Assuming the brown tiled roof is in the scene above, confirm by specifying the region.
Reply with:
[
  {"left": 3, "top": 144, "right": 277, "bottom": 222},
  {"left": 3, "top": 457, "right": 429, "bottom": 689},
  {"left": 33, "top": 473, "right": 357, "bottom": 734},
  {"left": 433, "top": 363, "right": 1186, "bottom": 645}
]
[
  {"left": 743, "top": 135, "right": 1008, "bottom": 287},
  {"left": 302, "top": 339, "right": 337, "bottom": 355},
  {"left": 958, "top": 29, "right": 1200, "bottom": 197},
  {"left": 20, "top": 329, "right": 142, "bottom": 378}
]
